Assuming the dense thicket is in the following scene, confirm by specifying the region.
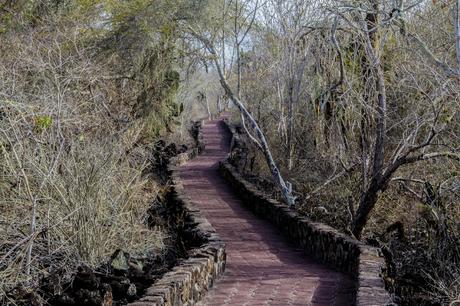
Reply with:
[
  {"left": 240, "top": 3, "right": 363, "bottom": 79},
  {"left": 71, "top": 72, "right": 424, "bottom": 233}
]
[
  {"left": 0, "top": 0, "right": 211, "bottom": 304},
  {"left": 191, "top": 0, "right": 459, "bottom": 304}
]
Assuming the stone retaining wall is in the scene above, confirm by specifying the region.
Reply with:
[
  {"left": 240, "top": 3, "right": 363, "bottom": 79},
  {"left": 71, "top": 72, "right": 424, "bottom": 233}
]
[
  {"left": 129, "top": 123, "right": 226, "bottom": 306},
  {"left": 219, "top": 122, "right": 392, "bottom": 306}
]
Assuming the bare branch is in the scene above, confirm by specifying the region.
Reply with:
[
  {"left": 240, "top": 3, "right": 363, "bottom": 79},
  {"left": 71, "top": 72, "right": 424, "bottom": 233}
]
[
  {"left": 188, "top": 27, "right": 296, "bottom": 206},
  {"left": 240, "top": 113, "right": 263, "bottom": 151}
]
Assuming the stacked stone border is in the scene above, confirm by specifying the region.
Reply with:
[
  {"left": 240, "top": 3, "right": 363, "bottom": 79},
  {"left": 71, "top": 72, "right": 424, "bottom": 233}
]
[
  {"left": 219, "top": 122, "right": 392, "bottom": 306},
  {"left": 129, "top": 122, "right": 226, "bottom": 306}
]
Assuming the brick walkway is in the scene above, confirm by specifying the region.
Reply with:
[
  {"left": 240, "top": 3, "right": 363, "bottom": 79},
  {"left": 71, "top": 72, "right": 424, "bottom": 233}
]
[{"left": 179, "top": 118, "right": 356, "bottom": 306}]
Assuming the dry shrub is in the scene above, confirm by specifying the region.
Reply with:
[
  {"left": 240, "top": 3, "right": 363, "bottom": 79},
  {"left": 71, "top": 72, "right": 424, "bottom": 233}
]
[
  {"left": 368, "top": 161, "right": 460, "bottom": 305},
  {"left": 0, "top": 14, "right": 168, "bottom": 302},
  {"left": 0, "top": 107, "right": 165, "bottom": 298}
]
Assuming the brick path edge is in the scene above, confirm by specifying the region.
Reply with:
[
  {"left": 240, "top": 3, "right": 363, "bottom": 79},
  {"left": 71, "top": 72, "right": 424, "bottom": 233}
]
[
  {"left": 219, "top": 122, "right": 393, "bottom": 306},
  {"left": 129, "top": 122, "right": 226, "bottom": 306}
]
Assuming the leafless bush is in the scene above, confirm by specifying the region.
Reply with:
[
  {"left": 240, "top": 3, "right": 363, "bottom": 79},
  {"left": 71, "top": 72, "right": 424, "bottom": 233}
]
[{"left": 0, "top": 17, "right": 166, "bottom": 301}]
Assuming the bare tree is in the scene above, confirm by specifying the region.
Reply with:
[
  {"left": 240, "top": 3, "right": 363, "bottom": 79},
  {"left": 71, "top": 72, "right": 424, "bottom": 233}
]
[
  {"left": 260, "top": 0, "right": 319, "bottom": 170},
  {"left": 189, "top": 29, "right": 296, "bottom": 206},
  {"left": 329, "top": 1, "right": 460, "bottom": 238}
]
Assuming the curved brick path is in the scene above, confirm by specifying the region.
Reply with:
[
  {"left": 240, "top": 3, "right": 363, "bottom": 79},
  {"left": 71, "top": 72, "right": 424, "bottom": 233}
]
[{"left": 179, "top": 118, "right": 356, "bottom": 306}]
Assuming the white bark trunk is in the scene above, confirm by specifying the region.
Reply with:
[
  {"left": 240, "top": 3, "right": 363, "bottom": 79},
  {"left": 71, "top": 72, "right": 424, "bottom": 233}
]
[
  {"left": 456, "top": 0, "right": 460, "bottom": 75},
  {"left": 206, "top": 94, "right": 212, "bottom": 120},
  {"left": 191, "top": 31, "right": 296, "bottom": 206}
]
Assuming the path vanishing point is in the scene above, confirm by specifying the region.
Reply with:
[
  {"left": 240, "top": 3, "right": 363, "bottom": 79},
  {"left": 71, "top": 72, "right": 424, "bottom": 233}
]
[{"left": 179, "top": 117, "right": 356, "bottom": 306}]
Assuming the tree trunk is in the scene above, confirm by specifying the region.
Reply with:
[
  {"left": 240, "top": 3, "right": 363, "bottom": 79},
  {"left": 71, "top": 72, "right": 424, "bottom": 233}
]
[
  {"left": 352, "top": 1, "right": 389, "bottom": 239},
  {"left": 237, "top": 43, "right": 241, "bottom": 97},
  {"left": 216, "top": 95, "right": 221, "bottom": 115},
  {"left": 352, "top": 178, "right": 380, "bottom": 239},
  {"left": 235, "top": 0, "right": 241, "bottom": 98},
  {"left": 222, "top": 0, "right": 226, "bottom": 77},
  {"left": 456, "top": 0, "right": 460, "bottom": 75},
  {"left": 372, "top": 62, "right": 387, "bottom": 179},
  {"left": 286, "top": 82, "right": 294, "bottom": 170},
  {"left": 206, "top": 94, "right": 212, "bottom": 120},
  {"left": 359, "top": 4, "right": 379, "bottom": 192}
]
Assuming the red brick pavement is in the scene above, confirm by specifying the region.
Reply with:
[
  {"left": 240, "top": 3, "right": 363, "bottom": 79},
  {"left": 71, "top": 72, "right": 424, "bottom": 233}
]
[{"left": 179, "top": 118, "right": 356, "bottom": 306}]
